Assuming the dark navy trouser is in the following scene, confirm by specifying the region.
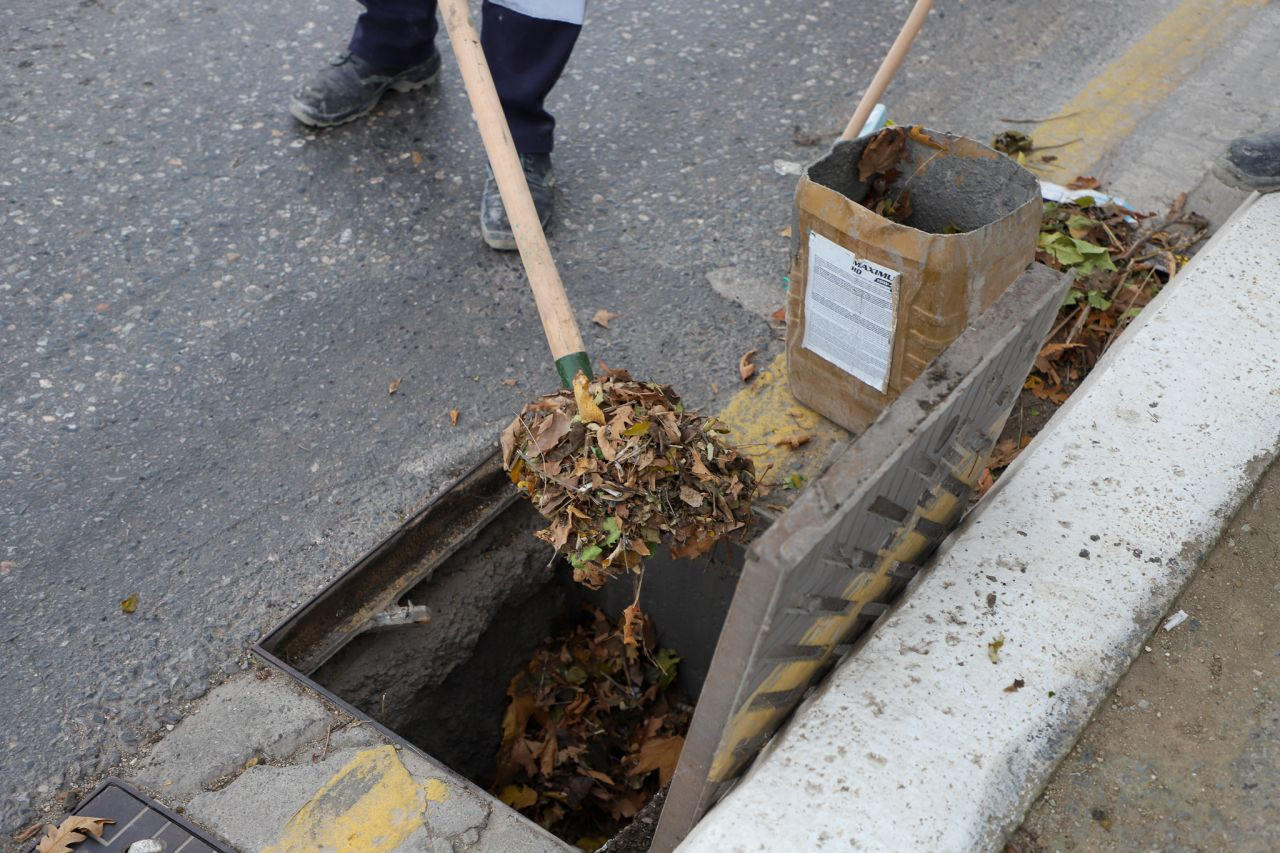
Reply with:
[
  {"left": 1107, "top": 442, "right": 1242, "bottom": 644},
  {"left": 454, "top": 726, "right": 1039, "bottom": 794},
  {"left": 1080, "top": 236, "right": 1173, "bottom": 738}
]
[{"left": 349, "top": 0, "right": 580, "bottom": 153}]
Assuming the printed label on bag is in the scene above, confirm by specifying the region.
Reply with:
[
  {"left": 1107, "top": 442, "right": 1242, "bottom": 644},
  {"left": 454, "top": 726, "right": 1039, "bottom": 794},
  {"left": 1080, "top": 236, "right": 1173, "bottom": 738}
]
[{"left": 801, "top": 230, "right": 899, "bottom": 392}]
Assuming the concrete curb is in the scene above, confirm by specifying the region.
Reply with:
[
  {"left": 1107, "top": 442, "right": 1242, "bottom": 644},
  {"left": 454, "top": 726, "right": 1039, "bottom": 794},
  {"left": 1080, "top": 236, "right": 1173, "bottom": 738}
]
[{"left": 679, "top": 192, "right": 1280, "bottom": 851}]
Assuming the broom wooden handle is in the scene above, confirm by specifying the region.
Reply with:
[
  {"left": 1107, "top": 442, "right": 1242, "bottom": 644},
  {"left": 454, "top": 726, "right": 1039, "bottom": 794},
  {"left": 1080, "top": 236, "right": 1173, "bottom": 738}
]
[
  {"left": 439, "top": 0, "right": 590, "bottom": 386},
  {"left": 840, "top": 0, "right": 934, "bottom": 140}
]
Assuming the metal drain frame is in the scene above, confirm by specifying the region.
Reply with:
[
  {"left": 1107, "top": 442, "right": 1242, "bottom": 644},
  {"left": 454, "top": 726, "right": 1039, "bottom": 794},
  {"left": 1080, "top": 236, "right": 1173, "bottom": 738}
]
[
  {"left": 28, "top": 777, "right": 230, "bottom": 853},
  {"left": 251, "top": 450, "right": 521, "bottom": 761}
]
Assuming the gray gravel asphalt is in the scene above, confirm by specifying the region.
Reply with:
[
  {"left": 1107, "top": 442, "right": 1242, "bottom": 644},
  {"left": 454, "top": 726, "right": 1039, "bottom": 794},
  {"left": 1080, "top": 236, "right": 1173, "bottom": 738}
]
[{"left": 1, "top": 0, "right": 1249, "bottom": 834}]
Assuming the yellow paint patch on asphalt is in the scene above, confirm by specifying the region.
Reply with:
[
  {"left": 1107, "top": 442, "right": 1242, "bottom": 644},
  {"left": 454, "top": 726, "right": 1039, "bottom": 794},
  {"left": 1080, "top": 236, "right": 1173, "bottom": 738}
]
[
  {"left": 424, "top": 778, "right": 449, "bottom": 803},
  {"left": 1034, "top": 0, "right": 1266, "bottom": 182},
  {"left": 714, "top": 353, "right": 849, "bottom": 500},
  {"left": 263, "top": 745, "right": 425, "bottom": 853}
]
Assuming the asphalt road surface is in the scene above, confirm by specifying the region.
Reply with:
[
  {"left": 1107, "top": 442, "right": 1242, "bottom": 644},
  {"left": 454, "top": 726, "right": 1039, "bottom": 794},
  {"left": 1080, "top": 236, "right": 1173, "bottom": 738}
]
[{"left": 3, "top": 0, "right": 1273, "bottom": 834}]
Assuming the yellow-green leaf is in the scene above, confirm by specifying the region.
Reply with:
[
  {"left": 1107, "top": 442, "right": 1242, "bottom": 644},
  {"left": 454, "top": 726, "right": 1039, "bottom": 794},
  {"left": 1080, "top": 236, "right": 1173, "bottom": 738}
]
[{"left": 499, "top": 784, "right": 538, "bottom": 810}]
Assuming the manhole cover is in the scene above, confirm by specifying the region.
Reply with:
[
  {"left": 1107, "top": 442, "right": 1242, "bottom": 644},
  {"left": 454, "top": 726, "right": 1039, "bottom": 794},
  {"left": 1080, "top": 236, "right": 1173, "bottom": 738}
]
[{"left": 30, "top": 779, "right": 229, "bottom": 852}]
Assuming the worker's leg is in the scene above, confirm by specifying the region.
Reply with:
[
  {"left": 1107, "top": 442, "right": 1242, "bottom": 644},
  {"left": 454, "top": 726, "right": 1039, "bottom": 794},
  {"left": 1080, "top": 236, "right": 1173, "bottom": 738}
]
[
  {"left": 1214, "top": 127, "right": 1280, "bottom": 193},
  {"left": 290, "top": 0, "right": 441, "bottom": 128},
  {"left": 479, "top": 0, "right": 583, "bottom": 249},
  {"left": 348, "top": 0, "right": 439, "bottom": 71}
]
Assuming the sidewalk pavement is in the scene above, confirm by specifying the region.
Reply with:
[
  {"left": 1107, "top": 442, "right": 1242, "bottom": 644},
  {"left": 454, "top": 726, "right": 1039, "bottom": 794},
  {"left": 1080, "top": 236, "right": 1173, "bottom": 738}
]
[{"left": 1019, "top": 458, "right": 1280, "bottom": 852}]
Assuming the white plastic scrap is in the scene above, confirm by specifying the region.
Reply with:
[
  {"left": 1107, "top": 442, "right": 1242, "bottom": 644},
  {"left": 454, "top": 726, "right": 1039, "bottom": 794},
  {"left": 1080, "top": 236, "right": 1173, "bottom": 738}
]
[{"left": 1162, "top": 609, "right": 1189, "bottom": 631}]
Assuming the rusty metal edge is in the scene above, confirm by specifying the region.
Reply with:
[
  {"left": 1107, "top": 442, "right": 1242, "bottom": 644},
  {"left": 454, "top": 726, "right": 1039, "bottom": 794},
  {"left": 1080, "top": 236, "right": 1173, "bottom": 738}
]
[{"left": 257, "top": 448, "right": 517, "bottom": 673}]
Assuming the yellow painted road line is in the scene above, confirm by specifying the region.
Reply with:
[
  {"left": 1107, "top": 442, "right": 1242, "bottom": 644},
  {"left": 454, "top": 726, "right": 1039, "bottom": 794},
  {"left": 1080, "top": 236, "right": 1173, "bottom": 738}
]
[
  {"left": 1035, "top": 0, "right": 1267, "bottom": 182},
  {"left": 263, "top": 745, "right": 429, "bottom": 853},
  {"left": 714, "top": 353, "right": 850, "bottom": 502}
]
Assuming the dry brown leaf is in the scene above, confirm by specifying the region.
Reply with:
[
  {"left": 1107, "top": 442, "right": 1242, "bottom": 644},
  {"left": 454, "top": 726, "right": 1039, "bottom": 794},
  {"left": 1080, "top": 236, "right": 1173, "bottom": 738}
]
[
  {"left": 858, "top": 127, "right": 909, "bottom": 182},
  {"left": 592, "top": 309, "right": 620, "bottom": 328},
  {"left": 225, "top": 252, "right": 240, "bottom": 262},
  {"left": 387, "top": 377, "right": 401, "bottom": 396},
  {"left": 770, "top": 307, "right": 786, "bottom": 324},
  {"left": 500, "top": 691, "right": 536, "bottom": 752},
  {"left": 410, "top": 150, "right": 423, "bottom": 166},
  {"left": 678, "top": 485, "right": 704, "bottom": 508},
  {"left": 36, "top": 816, "right": 114, "bottom": 853},
  {"left": 738, "top": 349, "right": 758, "bottom": 382},
  {"left": 628, "top": 735, "right": 684, "bottom": 786},
  {"left": 573, "top": 372, "right": 606, "bottom": 425},
  {"left": 500, "top": 417, "right": 521, "bottom": 468},
  {"left": 621, "top": 603, "right": 643, "bottom": 647},
  {"left": 668, "top": 530, "right": 718, "bottom": 560},
  {"left": 988, "top": 436, "right": 1029, "bottom": 470},
  {"left": 582, "top": 768, "right": 615, "bottom": 786},
  {"left": 778, "top": 225, "right": 792, "bottom": 238},
  {"left": 449, "top": 408, "right": 459, "bottom": 426},
  {"left": 976, "top": 468, "right": 995, "bottom": 497},
  {"left": 502, "top": 378, "right": 518, "bottom": 387},
  {"left": 1003, "top": 678, "right": 1026, "bottom": 693},
  {"left": 530, "top": 410, "right": 573, "bottom": 454},
  {"left": 773, "top": 432, "right": 811, "bottom": 449},
  {"left": 1066, "top": 175, "right": 1100, "bottom": 190}
]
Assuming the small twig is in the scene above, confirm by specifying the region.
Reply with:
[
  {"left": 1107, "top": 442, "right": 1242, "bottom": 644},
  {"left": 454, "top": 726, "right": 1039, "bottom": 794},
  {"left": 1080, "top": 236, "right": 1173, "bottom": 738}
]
[
  {"left": 1065, "top": 304, "right": 1092, "bottom": 347},
  {"left": 1044, "top": 305, "right": 1081, "bottom": 343},
  {"left": 887, "top": 148, "right": 947, "bottom": 209},
  {"left": 320, "top": 724, "right": 333, "bottom": 761},
  {"left": 998, "top": 111, "right": 1081, "bottom": 124},
  {"left": 1029, "top": 137, "right": 1084, "bottom": 153}
]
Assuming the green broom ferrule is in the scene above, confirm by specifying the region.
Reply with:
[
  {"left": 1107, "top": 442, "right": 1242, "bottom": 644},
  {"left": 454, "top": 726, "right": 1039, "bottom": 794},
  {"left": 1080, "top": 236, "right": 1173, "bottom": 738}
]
[{"left": 555, "top": 351, "right": 593, "bottom": 389}]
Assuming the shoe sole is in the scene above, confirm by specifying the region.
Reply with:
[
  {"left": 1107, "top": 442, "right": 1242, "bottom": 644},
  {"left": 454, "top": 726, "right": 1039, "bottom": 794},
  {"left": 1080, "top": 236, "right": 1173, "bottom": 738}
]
[
  {"left": 482, "top": 216, "right": 554, "bottom": 252},
  {"left": 481, "top": 231, "right": 519, "bottom": 251},
  {"left": 1212, "top": 158, "right": 1280, "bottom": 194},
  {"left": 289, "top": 68, "right": 440, "bottom": 128}
]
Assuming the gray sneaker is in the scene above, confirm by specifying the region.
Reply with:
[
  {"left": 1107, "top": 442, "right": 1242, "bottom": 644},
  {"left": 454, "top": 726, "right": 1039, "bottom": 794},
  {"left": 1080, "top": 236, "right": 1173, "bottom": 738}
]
[
  {"left": 1213, "top": 127, "right": 1280, "bottom": 193},
  {"left": 290, "top": 51, "right": 441, "bottom": 128},
  {"left": 481, "top": 153, "right": 555, "bottom": 251}
]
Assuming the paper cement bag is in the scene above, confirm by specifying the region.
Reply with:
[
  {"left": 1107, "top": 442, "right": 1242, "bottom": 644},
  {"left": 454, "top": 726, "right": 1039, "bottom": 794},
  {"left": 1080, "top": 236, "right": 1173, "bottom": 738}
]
[{"left": 786, "top": 128, "right": 1041, "bottom": 432}]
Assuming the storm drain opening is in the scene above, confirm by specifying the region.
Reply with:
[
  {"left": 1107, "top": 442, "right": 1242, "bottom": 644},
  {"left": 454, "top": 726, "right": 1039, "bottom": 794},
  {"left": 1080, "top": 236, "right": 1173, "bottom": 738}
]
[{"left": 257, "top": 454, "right": 748, "bottom": 851}]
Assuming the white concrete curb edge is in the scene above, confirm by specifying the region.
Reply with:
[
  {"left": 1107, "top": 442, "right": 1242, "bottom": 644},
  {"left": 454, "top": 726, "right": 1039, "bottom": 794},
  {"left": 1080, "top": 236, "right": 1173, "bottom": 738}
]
[{"left": 679, "top": 192, "right": 1280, "bottom": 852}]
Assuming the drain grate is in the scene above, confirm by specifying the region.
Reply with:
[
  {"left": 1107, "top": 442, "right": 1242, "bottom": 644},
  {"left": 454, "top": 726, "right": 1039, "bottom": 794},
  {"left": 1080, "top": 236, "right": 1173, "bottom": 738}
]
[{"left": 29, "top": 779, "right": 229, "bottom": 853}]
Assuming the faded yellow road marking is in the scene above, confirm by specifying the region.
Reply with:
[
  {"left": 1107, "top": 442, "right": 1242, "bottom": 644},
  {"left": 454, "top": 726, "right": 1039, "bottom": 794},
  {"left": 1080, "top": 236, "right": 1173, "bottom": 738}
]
[
  {"left": 263, "top": 745, "right": 425, "bottom": 853},
  {"left": 1034, "top": 0, "right": 1266, "bottom": 182},
  {"left": 714, "top": 353, "right": 850, "bottom": 502},
  {"left": 423, "top": 778, "right": 449, "bottom": 803}
]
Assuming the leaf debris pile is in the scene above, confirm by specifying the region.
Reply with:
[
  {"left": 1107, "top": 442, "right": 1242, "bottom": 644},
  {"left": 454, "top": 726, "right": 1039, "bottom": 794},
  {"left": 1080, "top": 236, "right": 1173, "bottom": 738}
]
[
  {"left": 855, "top": 126, "right": 915, "bottom": 223},
  {"left": 493, "top": 605, "right": 688, "bottom": 850},
  {"left": 501, "top": 367, "right": 756, "bottom": 588},
  {"left": 1029, "top": 190, "right": 1207, "bottom": 405},
  {"left": 854, "top": 125, "right": 948, "bottom": 225},
  {"left": 978, "top": 185, "right": 1206, "bottom": 492}
]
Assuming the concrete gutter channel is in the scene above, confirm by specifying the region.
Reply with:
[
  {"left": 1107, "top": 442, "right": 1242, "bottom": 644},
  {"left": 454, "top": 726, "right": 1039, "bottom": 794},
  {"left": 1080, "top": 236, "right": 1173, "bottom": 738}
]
[{"left": 102, "top": 192, "right": 1278, "bottom": 852}]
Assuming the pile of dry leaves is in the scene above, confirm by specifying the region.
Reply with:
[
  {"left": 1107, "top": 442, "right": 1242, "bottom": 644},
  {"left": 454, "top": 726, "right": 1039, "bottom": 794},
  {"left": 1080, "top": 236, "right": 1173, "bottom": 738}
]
[
  {"left": 1029, "top": 187, "right": 1208, "bottom": 405},
  {"left": 977, "top": 182, "right": 1207, "bottom": 496},
  {"left": 493, "top": 605, "right": 688, "bottom": 850},
  {"left": 501, "top": 366, "right": 756, "bottom": 588}
]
